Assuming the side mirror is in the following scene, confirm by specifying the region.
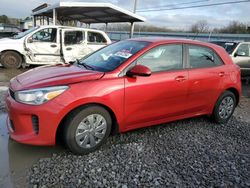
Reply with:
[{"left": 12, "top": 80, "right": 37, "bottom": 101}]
[
  {"left": 126, "top": 65, "right": 151, "bottom": 77},
  {"left": 234, "top": 51, "right": 246, "bottom": 57},
  {"left": 27, "top": 37, "right": 33, "bottom": 43}
]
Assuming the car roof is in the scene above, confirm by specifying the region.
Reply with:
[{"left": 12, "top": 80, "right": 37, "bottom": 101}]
[
  {"left": 129, "top": 37, "right": 222, "bottom": 49},
  {"left": 38, "top": 25, "right": 105, "bottom": 33}
]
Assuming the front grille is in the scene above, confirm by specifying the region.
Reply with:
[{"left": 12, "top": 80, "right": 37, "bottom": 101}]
[
  {"left": 31, "top": 115, "right": 39, "bottom": 135},
  {"left": 9, "top": 88, "right": 15, "bottom": 99}
]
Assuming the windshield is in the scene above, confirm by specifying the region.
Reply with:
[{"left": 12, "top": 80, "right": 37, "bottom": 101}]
[
  {"left": 78, "top": 40, "right": 150, "bottom": 72},
  {"left": 211, "top": 41, "right": 239, "bottom": 54},
  {"left": 12, "top": 27, "right": 39, "bottom": 39}
]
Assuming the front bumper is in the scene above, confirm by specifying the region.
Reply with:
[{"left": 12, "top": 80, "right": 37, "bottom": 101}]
[{"left": 5, "top": 91, "right": 65, "bottom": 146}]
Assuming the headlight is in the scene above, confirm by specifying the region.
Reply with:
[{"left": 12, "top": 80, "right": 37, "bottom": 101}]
[{"left": 14, "top": 86, "right": 69, "bottom": 105}]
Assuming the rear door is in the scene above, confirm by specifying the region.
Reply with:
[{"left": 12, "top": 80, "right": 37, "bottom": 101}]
[
  {"left": 124, "top": 44, "right": 189, "bottom": 128},
  {"left": 25, "top": 27, "right": 61, "bottom": 63},
  {"left": 186, "top": 44, "right": 226, "bottom": 113},
  {"left": 62, "top": 29, "right": 92, "bottom": 63}
]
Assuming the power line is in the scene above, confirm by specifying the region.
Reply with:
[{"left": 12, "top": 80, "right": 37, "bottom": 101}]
[
  {"left": 105, "top": 0, "right": 114, "bottom": 3},
  {"left": 138, "top": 0, "right": 210, "bottom": 11},
  {"left": 137, "top": 0, "right": 250, "bottom": 12}
]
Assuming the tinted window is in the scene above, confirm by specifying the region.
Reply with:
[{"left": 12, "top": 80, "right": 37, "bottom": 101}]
[
  {"left": 78, "top": 40, "right": 149, "bottom": 72},
  {"left": 188, "top": 45, "right": 223, "bottom": 68},
  {"left": 236, "top": 44, "right": 250, "bottom": 57},
  {"left": 87, "top": 32, "right": 106, "bottom": 44},
  {"left": 32, "top": 28, "right": 57, "bottom": 42},
  {"left": 211, "top": 41, "right": 238, "bottom": 54},
  {"left": 64, "top": 31, "right": 84, "bottom": 45},
  {"left": 136, "top": 44, "right": 183, "bottom": 72}
]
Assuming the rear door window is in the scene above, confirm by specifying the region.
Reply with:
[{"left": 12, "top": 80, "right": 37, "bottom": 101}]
[
  {"left": 188, "top": 45, "right": 223, "bottom": 69},
  {"left": 64, "top": 31, "right": 84, "bottom": 45},
  {"left": 87, "top": 32, "right": 107, "bottom": 44}
]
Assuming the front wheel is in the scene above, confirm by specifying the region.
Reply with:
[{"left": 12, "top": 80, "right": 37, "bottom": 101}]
[
  {"left": 63, "top": 106, "right": 112, "bottom": 154},
  {"left": 212, "top": 91, "right": 236, "bottom": 124},
  {"left": 1, "top": 51, "right": 22, "bottom": 69}
]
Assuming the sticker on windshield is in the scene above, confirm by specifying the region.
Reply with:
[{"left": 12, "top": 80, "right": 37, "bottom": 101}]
[
  {"left": 114, "top": 50, "right": 133, "bottom": 58},
  {"left": 225, "top": 43, "right": 234, "bottom": 46}
]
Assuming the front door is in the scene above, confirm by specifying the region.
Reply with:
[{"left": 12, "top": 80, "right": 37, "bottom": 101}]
[
  {"left": 25, "top": 27, "right": 61, "bottom": 63},
  {"left": 124, "top": 44, "right": 188, "bottom": 128}
]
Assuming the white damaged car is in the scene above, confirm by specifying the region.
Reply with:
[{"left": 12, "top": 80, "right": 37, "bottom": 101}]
[{"left": 0, "top": 25, "right": 111, "bottom": 68}]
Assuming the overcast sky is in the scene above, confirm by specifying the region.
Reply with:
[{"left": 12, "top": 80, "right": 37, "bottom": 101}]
[{"left": 1, "top": 0, "right": 250, "bottom": 29}]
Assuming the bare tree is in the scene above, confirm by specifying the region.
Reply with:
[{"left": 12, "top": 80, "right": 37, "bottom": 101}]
[
  {"left": 190, "top": 20, "right": 209, "bottom": 33},
  {"left": 217, "top": 21, "right": 248, "bottom": 34}
]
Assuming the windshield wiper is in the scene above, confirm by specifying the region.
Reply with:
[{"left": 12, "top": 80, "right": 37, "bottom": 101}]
[{"left": 75, "top": 59, "right": 95, "bottom": 70}]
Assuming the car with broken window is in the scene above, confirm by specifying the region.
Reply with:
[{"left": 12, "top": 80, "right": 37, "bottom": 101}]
[
  {"left": 5, "top": 38, "right": 241, "bottom": 154},
  {"left": 0, "top": 25, "right": 111, "bottom": 68},
  {"left": 211, "top": 41, "right": 250, "bottom": 77}
]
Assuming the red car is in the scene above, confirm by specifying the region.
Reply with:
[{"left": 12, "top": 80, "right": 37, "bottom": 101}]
[{"left": 5, "top": 38, "right": 241, "bottom": 154}]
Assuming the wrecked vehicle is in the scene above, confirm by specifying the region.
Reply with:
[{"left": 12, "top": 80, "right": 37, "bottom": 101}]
[{"left": 0, "top": 25, "right": 111, "bottom": 68}]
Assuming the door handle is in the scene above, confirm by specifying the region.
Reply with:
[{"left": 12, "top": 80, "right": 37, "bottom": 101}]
[
  {"left": 66, "top": 47, "right": 72, "bottom": 51},
  {"left": 219, "top": 72, "right": 225, "bottom": 77},
  {"left": 50, "top": 44, "right": 57, "bottom": 48},
  {"left": 175, "top": 76, "right": 187, "bottom": 82}
]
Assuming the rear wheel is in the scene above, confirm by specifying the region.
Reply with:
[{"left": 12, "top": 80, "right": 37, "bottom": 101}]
[
  {"left": 1, "top": 51, "right": 22, "bottom": 69},
  {"left": 63, "top": 106, "right": 112, "bottom": 154},
  {"left": 212, "top": 91, "right": 236, "bottom": 124}
]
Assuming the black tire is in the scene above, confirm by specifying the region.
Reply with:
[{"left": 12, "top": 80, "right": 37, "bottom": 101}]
[
  {"left": 63, "top": 106, "right": 112, "bottom": 154},
  {"left": 1, "top": 51, "right": 22, "bottom": 69},
  {"left": 212, "top": 91, "right": 236, "bottom": 124}
]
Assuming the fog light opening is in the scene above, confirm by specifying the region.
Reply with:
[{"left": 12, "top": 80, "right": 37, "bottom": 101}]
[{"left": 31, "top": 115, "right": 39, "bottom": 135}]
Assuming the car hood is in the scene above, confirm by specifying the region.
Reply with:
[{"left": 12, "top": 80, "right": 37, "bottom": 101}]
[
  {"left": 0, "top": 37, "right": 23, "bottom": 44},
  {"left": 10, "top": 64, "right": 104, "bottom": 91}
]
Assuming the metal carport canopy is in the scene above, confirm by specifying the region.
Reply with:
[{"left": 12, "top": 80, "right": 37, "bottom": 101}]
[{"left": 32, "top": 2, "right": 145, "bottom": 24}]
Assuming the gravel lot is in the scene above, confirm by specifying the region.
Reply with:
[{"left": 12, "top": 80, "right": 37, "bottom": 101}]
[
  {"left": 0, "top": 88, "right": 8, "bottom": 113},
  {"left": 0, "top": 69, "right": 249, "bottom": 187},
  {"left": 27, "top": 101, "right": 250, "bottom": 188}
]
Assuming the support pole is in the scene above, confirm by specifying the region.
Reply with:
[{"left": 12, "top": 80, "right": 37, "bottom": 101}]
[
  {"left": 53, "top": 8, "right": 57, "bottom": 25},
  {"left": 33, "top": 16, "right": 36, "bottom": 27},
  {"left": 105, "top": 23, "right": 108, "bottom": 32},
  {"left": 47, "top": 17, "right": 49, "bottom": 25},
  {"left": 42, "top": 16, "right": 45, "bottom": 25},
  {"left": 130, "top": 22, "right": 135, "bottom": 38}
]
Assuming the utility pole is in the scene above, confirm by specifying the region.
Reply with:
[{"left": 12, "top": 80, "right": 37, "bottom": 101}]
[
  {"left": 133, "top": 0, "right": 138, "bottom": 13},
  {"left": 130, "top": 0, "right": 138, "bottom": 38}
]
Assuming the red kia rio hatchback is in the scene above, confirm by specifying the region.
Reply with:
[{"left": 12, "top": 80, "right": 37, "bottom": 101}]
[{"left": 5, "top": 38, "right": 241, "bottom": 154}]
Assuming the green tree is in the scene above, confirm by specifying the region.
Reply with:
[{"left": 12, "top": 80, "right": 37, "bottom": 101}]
[{"left": 0, "top": 15, "right": 10, "bottom": 24}]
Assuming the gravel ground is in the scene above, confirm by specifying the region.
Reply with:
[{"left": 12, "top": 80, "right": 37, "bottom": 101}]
[
  {"left": 1, "top": 82, "right": 249, "bottom": 187},
  {"left": 28, "top": 106, "right": 250, "bottom": 187},
  {"left": 0, "top": 88, "right": 8, "bottom": 112}
]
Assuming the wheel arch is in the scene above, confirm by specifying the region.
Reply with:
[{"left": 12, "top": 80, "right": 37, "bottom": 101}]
[
  {"left": 0, "top": 50, "right": 25, "bottom": 63},
  {"left": 226, "top": 87, "right": 240, "bottom": 106},
  {"left": 55, "top": 103, "right": 119, "bottom": 144}
]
